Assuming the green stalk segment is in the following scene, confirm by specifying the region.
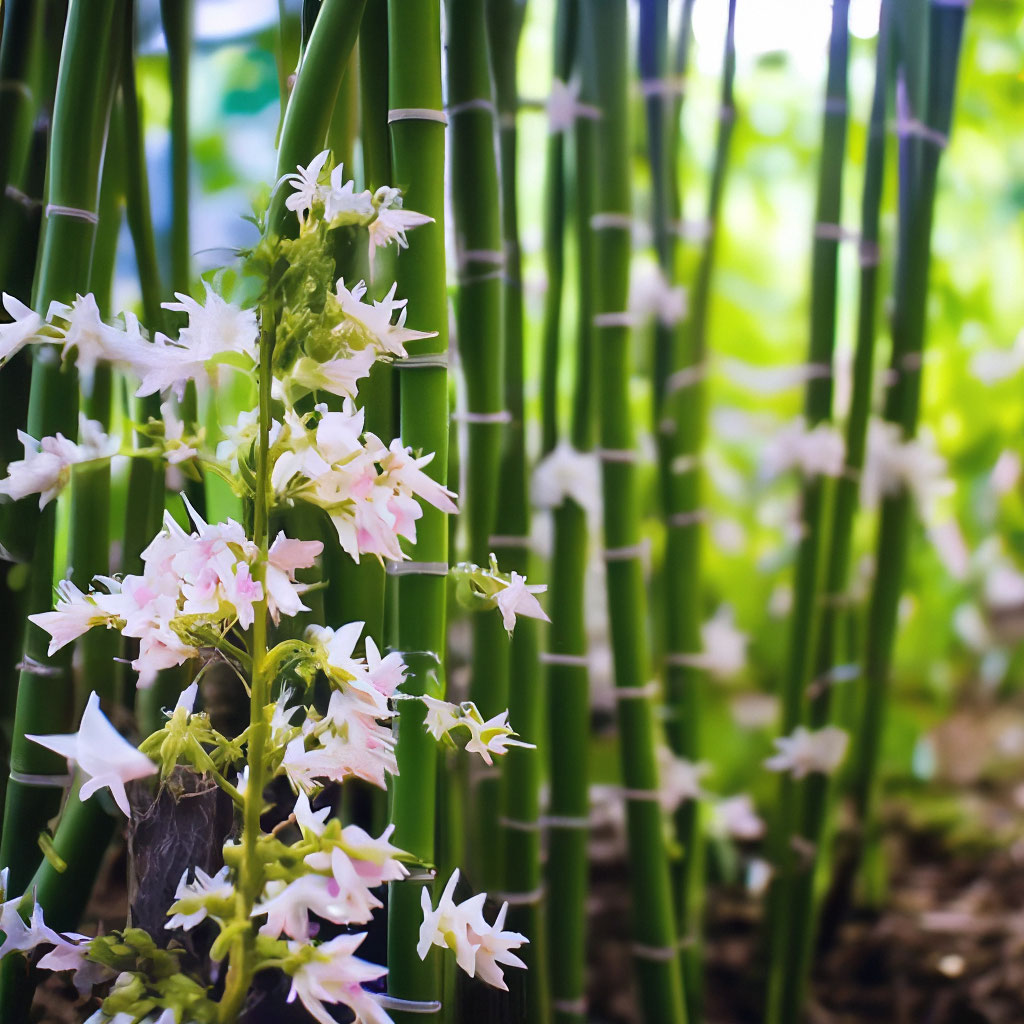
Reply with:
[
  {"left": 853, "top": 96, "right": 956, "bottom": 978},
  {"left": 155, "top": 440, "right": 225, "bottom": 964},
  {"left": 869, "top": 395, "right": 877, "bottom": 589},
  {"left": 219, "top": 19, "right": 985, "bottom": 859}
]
[
  {"left": 385, "top": 2, "right": 450, "bottom": 1020},
  {"left": 486, "top": 0, "right": 551, "bottom": 1018},
  {"left": 850, "top": 0, "right": 967, "bottom": 895},
  {"left": 764, "top": 4, "right": 850, "bottom": 1022},
  {"left": 769, "top": 5, "right": 893, "bottom": 1021},
  {"left": 588, "top": 3, "right": 686, "bottom": 1021},
  {"left": 0, "top": 0, "right": 124, "bottom": 893}
]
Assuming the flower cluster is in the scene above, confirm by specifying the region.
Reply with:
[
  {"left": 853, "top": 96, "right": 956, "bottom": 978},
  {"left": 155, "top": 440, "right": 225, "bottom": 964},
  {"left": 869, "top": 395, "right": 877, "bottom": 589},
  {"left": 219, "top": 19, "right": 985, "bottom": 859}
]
[
  {"left": 763, "top": 417, "right": 846, "bottom": 479},
  {"left": 764, "top": 725, "right": 849, "bottom": 779},
  {"left": 861, "top": 418, "right": 952, "bottom": 513},
  {"left": 30, "top": 500, "right": 321, "bottom": 685},
  {"left": 451, "top": 556, "right": 551, "bottom": 634}
]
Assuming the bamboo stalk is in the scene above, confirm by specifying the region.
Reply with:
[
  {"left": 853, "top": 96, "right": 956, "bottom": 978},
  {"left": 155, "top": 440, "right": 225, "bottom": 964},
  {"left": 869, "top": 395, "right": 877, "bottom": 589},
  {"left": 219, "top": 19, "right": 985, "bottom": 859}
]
[
  {"left": 487, "top": 0, "right": 551, "bottom": 1019},
  {"left": 769, "top": 6, "right": 893, "bottom": 1019},
  {"left": 385, "top": 2, "right": 449, "bottom": 1020},
  {"left": 849, "top": 0, "right": 967, "bottom": 899},
  {"left": 658, "top": 3, "right": 734, "bottom": 1016},
  {"left": 0, "top": 0, "right": 123, "bottom": 894},
  {"left": 447, "top": 0, "right": 507, "bottom": 898},
  {"left": 588, "top": 3, "right": 686, "bottom": 1020}
]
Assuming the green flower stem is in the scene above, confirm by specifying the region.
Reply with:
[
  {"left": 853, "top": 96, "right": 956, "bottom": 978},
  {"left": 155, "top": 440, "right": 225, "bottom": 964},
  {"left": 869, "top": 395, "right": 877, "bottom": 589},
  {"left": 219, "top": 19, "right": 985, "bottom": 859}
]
[
  {"left": 217, "top": 308, "right": 276, "bottom": 1024},
  {"left": 849, "top": 0, "right": 967, "bottom": 901},
  {"left": 588, "top": 3, "right": 686, "bottom": 1021},
  {"left": 160, "top": 0, "right": 192, "bottom": 293},
  {"left": 487, "top": 0, "right": 551, "bottom": 1018},
  {"left": 769, "top": 7, "right": 892, "bottom": 1020},
  {"left": 0, "top": 0, "right": 123, "bottom": 895},
  {"left": 658, "top": 3, "right": 732, "bottom": 1017},
  {"left": 385, "top": 1, "right": 449, "bottom": 1019}
]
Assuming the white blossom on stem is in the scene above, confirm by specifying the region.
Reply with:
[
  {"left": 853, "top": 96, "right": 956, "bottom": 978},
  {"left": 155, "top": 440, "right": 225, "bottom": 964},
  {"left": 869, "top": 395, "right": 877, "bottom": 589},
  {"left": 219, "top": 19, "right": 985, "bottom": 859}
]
[
  {"left": 494, "top": 571, "right": 550, "bottom": 634},
  {"left": 532, "top": 441, "right": 601, "bottom": 516},
  {"left": 710, "top": 794, "right": 765, "bottom": 841},
  {"left": 324, "top": 163, "right": 374, "bottom": 225},
  {"left": 335, "top": 279, "right": 437, "bottom": 359},
  {"left": 546, "top": 78, "right": 601, "bottom": 133},
  {"left": 861, "top": 419, "right": 952, "bottom": 513},
  {"left": 27, "top": 692, "right": 157, "bottom": 816},
  {"left": 657, "top": 746, "right": 710, "bottom": 813},
  {"left": 0, "top": 292, "right": 43, "bottom": 363},
  {"left": 281, "top": 149, "right": 330, "bottom": 226},
  {"left": 420, "top": 697, "right": 534, "bottom": 766},
  {"left": 165, "top": 866, "right": 234, "bottom": 931},
  {"left": 763, "top": 725, "right": 849, "bottom": 780},
  {"left": 763, "top": 417, "right": 845, "bottom": 479},
  {"left": 366, "top": 186, "right": 433, "bottom": 269}
]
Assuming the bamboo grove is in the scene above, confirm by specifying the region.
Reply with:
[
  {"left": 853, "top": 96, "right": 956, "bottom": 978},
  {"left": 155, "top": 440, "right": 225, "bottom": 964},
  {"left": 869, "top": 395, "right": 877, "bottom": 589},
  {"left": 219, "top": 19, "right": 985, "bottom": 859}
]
[{"left": 0, "top": 0, "right": 986, "bottom": 1022}]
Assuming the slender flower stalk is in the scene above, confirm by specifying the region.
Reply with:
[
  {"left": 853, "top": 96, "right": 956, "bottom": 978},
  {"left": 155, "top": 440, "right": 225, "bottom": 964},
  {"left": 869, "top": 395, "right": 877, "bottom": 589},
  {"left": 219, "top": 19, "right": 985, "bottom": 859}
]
[
  {"left": 849, "top": 0, "right": 967, "bottom": 901},
  {"left": 385, "top": 1, "right": 451, "bottom": 1020},
  {"left": 588, "top": 3, "right": 686, "bottom": 1020},
  {"left": 487, "top": 0, "right": 552, "bottom": 1019},
  {"left": 764, "top": 5, "right": 850, "bottom": 1021},
  {"left": 657, "top": 3, "right": 734, "bottom": 1015}
]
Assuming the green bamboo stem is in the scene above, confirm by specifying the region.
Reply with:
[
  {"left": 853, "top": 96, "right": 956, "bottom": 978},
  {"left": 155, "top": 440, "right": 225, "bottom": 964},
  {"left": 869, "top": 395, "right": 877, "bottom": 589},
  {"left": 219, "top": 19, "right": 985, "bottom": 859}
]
[
  {"left": 0, "top": 0, "right": 44, "bottom": 217},
  {"left": 658, "top": 4, "right": 733, "bottom": 1016},
  {"left": 588, "top": 3, "right": 686, "bottom": 1020},
  {"left": 849, "top": 0, "right": 967, "bottom": 897},
  {"left": 769, "top": 7, "right": 892, "bottom": 1020},
  {"left": 539, "top": 0, "right": 577, "bottom": 456},
  {"left": 487, "top": 0, "right": 551, "bottom": 1018},
  {"left": 447, "top": 0, "right": 507, "bottom": 898},
  {"left": 0, "top": 0, "right": 123, "bottom": 894},
  {"left": 764, "top": 5, "right": 850, "bottom": 1022},
  {"left": 160, "top": 0, "right": 191, "bottom": 293},
  {"left": 385, "top": 2, "right": 449, "bottom": 1020},
  {"left": 538, "top": 5, "right": 594, "bottom": 1022}
]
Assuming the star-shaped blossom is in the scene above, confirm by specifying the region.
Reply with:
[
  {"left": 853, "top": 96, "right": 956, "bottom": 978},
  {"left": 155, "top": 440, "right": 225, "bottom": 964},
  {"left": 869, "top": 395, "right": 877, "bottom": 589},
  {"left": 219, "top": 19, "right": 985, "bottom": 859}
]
[
  {"left": 494, "top": 571, "right": 550, "bottom": 634},
  {"left": 763, "top": 725, "right": 849, "bottom": 780},
  {"left": 710, "top": 794, "right": 765, "bottom": 841},
  {"left": 36, "top": 932, "right": 116, "bottom": 994},
  {"left": 0, "top": 292, "right": 43, "bottom": 363},
  {"left": 546, "top": 77, "right": 601, "bottom": 133},
  {"left": 532, "top": 441, "right": 600, "bottom": 515},
  {"left": 286, "top": 932, "right": 392, "bottom": 1024},
  {"left": 861, "top": 419, "right": 952, "bottom": 513},
  {"left": 0, "top": 898, "right": 61, "bottom": 960},
  {"left": 165, "top": 865, "right": 234, "bottom": 931},
  {"left": 657, "top": 746, "right": 711, "bottom": 812},
  {"left": 324, "top": 163, "right": 375, "bottom": 225},
  {"left": 27, "top": 691, "right": 157, "bottom": 815},
  {"left": 420, "top": 697, "right": 534, "bottom": 766},
  {"left": 335, "top": 279, "right": 437, "bottom": 360},
  {"left": 366, "top": 186, "right": 433, "bottom": 269},
  {"left": 46, "top": 293, "right": 124, "bottom": 381},
  {"left": 281, "top": 149, "right": 330, "bottom": 226}
]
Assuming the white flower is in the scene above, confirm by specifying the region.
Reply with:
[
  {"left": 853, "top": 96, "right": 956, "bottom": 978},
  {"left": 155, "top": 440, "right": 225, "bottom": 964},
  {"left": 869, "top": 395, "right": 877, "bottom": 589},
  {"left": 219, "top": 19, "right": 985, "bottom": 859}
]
[
  {"left": 290, "top": 348, "right": 376, "bottom": 401},
  {"left": 546, "top": 78, "right": 601, "bottom": 133},
  {"left": 28, "top": 579, "right": 120, "bottom": 653},
  {"left": 657, "top": 747, "right": 710, "bottom": 812},
  {"left": 265, "top": 533, "right": 323, "bottom": 623},
  {"left": 970, "top": 330, "right": 1024, "bottom": 385},
  {"left": 46, "top": 293, "right": 123, "bottom": 380},
  {"left": 160, "top": 401, "right": 198, "bottom": 464},
  {"left": 36, "top": 932, "right": 115, "bottom": 994},
  {"left": 629, "top": 262, "right": 687, "bottom": 327},
  {"left": 763, "top": 417, "right": 845, "bottom": 479},
  {"left": 27, "top": 691, "right": 157, "bottom": 815},
  {"left": 165, "top": 865, "right": 233, "bottom": 931},
  {"left": 418, "top": 869, "right": 528, "bottom": 990},
  {"left": 861, "top": 419, "right": 952, "bottom": 513},
  {"left": 336, "top": 279, "right": 437, "bottom": 359},
  {"left": 367, "top": 186, "right": 433, "bottom": 269},
  {"left": 324, "top": 163, "right": 375, "bottom": 225},
  {"left": 495, "top": 572, "right": 549, "bottom": 634},
  {"left": 710, "top": 794, "right": 765, "bottom": 841},
  {"left": 680, "top": 605, "right": 748, "bottom": 680},
  {"left": 0, "top": 292, "right": 43, "bottom": 362},
  {"left": 532, "top": 442, "right": 600, "bottom": 516},
  {"left": 281, "top": 149, "right": 330, "bottom": 226},
  {"left": 420, "top": 697, "right": 533, "bottom": 766},
  {"left": 293, "top": 791, "right": 331, "bottom": 836},
  {"left": 286, "top": 932, "right": 393, "bottom": 1024},
  {"left": 0, "top": 898, "right": 60, "bottom": 959},
  {"left": 763, "top": 725, "right": 849, "bottom": 780},
  {"left": 0, "top": 427, "right": 93, "bottom": 508}
]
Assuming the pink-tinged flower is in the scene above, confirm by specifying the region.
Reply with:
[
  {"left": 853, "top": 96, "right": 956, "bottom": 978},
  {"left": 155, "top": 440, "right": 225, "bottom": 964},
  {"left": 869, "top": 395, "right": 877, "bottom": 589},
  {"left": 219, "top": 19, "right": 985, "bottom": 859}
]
[
  {"left": 315, "top": 400, "right": 368, "bottom": 463},
  {"left": 364, "top": 638, "right": 406, "bottom": 697},
  {"left": 324, "top": 164, "right": 375, "bottom": 225},
  {"left": 27, "top": 692, "right": 157, "bottom": 816},
  {"left": 494, "top": 572, "right": 549, "bottom": 634},
  {"left": 29, "top": 579, "right": 120, "bottom": 655},
  {"left": 281, "top": 149, "right": 330, "bottom": 226},
  {"left": 293, "top": 791, "right": 331, "bottom": 837},
  {"left": 335, "top": 279, "right": 437, "bottom": 359},
  {"left": 165, "top": 865, "right": 233, "bottom": 931},
  {"left": 379, "top": 438, "right": 458, "bottom": 514},
  {"left": 710, "top": 794, "right": 765, "bottom": 841},
  {"left": 266, "top": 533, "right": 323, "bottom": 623},
  {"left": 160, "top": 400, "right": 199, "bottom": 464},
  {"left": 546, "top": 77, "right": 601, "bottom": 133},
  {"left": 861, "top": 419, "right": 952, "bottom": 512},
  {"left": 418, "top": 870, "right": 529, "bottom": 990},
  {"left": 286, "top": 932, "right": 392, "bottom": 1024},
  {"left": 0, "top": 292, "right": 43, "bottom": 363},
  {"left": 36, "top": 933, "right": 115, "bottom": 994},
  {"left": 459, "top": 899, "right": 529, "bottom": 992},
  {"left": 367, "top": 186, "right": 433, "bottom": 269},
  {"left": 629, "top": 262, "right": 687, "bottom": 327},
  {"left": 420, "top": 697, "right": 533, "bottom": 766},
  {"left": 673, "top": 605, "right": 748, "bottom": 680},
  {"left": 763, "top": 725, "right": 849, "bottom": 780},
  {"left": 0, "top": 430, "right": 81, "bottom": 508},
  {"left": 335, "top": 823, "right": 409, "bottom": 888}
]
